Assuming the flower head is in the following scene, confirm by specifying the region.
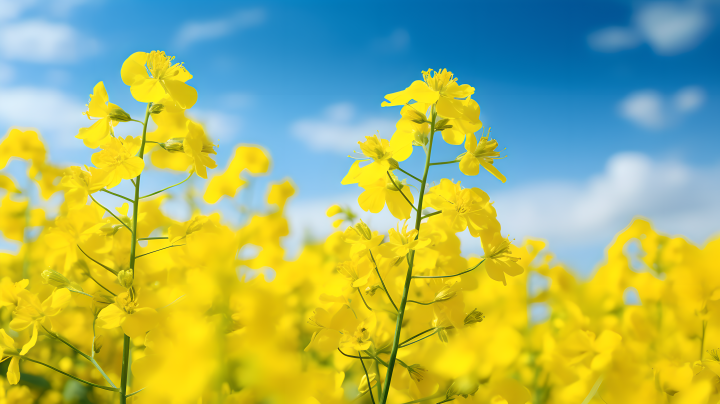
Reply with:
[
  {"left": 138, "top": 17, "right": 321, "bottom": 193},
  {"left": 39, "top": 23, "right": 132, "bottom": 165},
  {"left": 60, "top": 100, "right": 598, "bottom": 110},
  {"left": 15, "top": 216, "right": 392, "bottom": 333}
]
[
  {"left": 121, "top": 51, "right": 197, "bottom": 109},
  {"left": 76, "top": 82, "right": 123, "bottom": 148}
]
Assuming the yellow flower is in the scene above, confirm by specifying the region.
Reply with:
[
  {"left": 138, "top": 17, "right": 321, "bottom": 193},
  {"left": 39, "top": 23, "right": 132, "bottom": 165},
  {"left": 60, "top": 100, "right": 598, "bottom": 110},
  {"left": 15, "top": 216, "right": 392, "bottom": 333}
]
[
  {"left": 342, "top": 220, "right": 384, "bottom": 257},
  {"left": 358, "top": 172, "right": 414, "bottom": 220},
  {"left": 459, "top": 131, "right": 506, "bottom": 182},
  {"left": 59, "top": 166, "right": 110, "bottom": 209},
  {"left": 183, "top": 121, "right": 217, "bottom": 179},
  {"left": 425, "top": 179, "right": 497, "bottom": 237},
  {"left": 340, "top": 322, "right": 372, "bottom": 351},
  {"left": 121, "top": 51, "right": 198, "bottom": 109},
  {"left": 10, "top": 288, "right": 72, "bottom": 333},
  {"left": 479, "top": 230, "right": 523, "bottom": 286},
  {"left": 0, "top": 278, "right": 29, "bottom": 308},
  {"left": 96, "top": 293, "right": 158, "bottom": 338},
  {"left": 75, "top": 82, "right": 122, "bottom": 149},
  {"left": 342, "top": 135, "right": 406, "bottom": 186},
  {"left": 0, "top": 329, "right": 24, "bottom": 385},
  {"left": 382, "top": 220, "right": 431, "bottom": 258},
  {"left": 90, "top": 136, "right": 144, "bottom": 188}
]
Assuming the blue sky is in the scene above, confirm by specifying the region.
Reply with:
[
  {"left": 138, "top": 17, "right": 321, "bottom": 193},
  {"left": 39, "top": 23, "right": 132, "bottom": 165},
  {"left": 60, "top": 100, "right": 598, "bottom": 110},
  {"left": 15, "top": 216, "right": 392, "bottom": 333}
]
[{"left": 0, "top": 0, "right": 719, "bottom": 275}]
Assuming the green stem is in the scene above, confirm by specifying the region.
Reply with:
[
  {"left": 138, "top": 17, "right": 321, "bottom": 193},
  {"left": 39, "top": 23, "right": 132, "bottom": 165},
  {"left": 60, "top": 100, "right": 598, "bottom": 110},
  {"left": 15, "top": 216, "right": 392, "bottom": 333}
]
[
  {"left": 374, "top": 357, "right": 382, "bottom": 399},
  {"left": 138, "top": 237, "right": 168, "bottom": 241},
  {"left": 428, "top": 159, "right": 460, "bottom": 166},
  {"left": 8, "top": 355, "right": 119, "bottom": 392},
  {"left": 135, "top": 244, "right": 185, "bottom": 260},
  {"left": 399, "top": 330, "right": 438, "bottom": 348},
  {"left": 412, "top": 259, "right": 485, "bottom": 279},
  {"left": 126, "top": 387, "right": 145, "bottom": 398},
  {"left": 397, "top": 167, "right": 422, "bottom": 183},
  {"left": 89, "top": 194, "right": 132, "bottom": 234},
  {"left": 379, "top": 105, "right": 437, "bottom": 404},
  {"left": 407, "top": 300, "right": 438, "bottom": 306},
  {"left": 358, "top": 288, "right": 373, "bottom": 311},
  {"left": 100, "top": 189, "right": 134, "bottom": 204},
  {"left": 420, "top": 211, "right": 441, "bottom": 220},
  {"left": 398, "top": 393, "right": 446, "bottom": 404},
  {"left": 358, "top": 351, "right": 376, "bottom": 404},
  {"left": 121, "top": 102, "right": 151, "bottom": 404},
  {"left": 42, "top": 326, "right": 118, "bottom": 388},
  {"left": 387, "top": 172, "right": 417, "bottom": 212},
  {"left": 77, "top": 245, "right": 117, "bottom": 275},
  {"left": 139, "top": 173, "right": 193, "bottom": 199},
  {"left": 368, "top": 251, "right": 399, "bottom": 312}
]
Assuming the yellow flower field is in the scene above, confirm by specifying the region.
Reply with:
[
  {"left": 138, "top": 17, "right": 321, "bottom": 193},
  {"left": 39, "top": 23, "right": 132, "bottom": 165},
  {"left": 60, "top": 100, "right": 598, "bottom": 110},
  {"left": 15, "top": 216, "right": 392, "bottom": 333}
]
[{"left": 0, "top": 52, "right": 718, "bottom": 404}]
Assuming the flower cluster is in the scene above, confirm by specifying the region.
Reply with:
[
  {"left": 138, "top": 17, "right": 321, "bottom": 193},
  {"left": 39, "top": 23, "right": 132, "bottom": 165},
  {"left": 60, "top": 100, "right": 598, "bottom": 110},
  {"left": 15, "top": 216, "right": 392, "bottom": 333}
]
[{"left": 0, "top": 56, "right": 719, "bottom": 404}]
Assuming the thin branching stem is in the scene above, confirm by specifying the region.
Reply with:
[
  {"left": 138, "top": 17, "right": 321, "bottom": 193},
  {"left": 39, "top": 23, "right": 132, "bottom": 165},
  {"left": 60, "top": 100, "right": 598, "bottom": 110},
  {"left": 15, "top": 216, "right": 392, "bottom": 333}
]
[
  {"left": 358, "top": 351, "right": 376, "bottom": 404},
  {"left": 89, "top": 195, "right": 132, "bottom": 234},
  {"left": 397, "top": 167, "right": 422, "bottom": 183},
  {"left": 358, "top": 288, "right": 373, "bottom": 311},
  {"left": 77, "top": 245, "right": 117, "bottom": 275},
  {"left": 135, "top": 244, "right": 185, "bottom": 260},
  {"left": 399, "top": 330, "right": 438, "bottom": 348},
  {"left": 428, "top": 159, "right": 460, "bottom": 166},
  {"left": 368, "top": 251, "right": 399, "bottom": 312},
  {"left": 140, "top": 173, "right": 193, "bottom": 199},
  {"left": 420, "top": 211, "right": 442, "bottom": 220},
  {"left": 412, "top": 259, "right": 485, "bottom": 279},
  {"left": 387, "top": 172, "right": 417, "bottom": 212},
  {"left": 100, "top": 189, "right": 134, "bottom": 203},
  {"left": 7, "top": 355, "right": 119, "bottom": 392},
  {"left": 138, "top": 237, "right": 168, "bottom": 241}
]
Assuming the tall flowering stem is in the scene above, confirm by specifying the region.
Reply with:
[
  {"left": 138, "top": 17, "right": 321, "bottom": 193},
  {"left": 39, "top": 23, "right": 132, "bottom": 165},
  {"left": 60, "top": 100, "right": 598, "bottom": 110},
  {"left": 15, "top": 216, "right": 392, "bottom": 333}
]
[
  {"left": 120, "top": 102, "right": 151, "bottom": 404},
  {"left": 379, "top": 105, "right": 437, "bottom": 404}
]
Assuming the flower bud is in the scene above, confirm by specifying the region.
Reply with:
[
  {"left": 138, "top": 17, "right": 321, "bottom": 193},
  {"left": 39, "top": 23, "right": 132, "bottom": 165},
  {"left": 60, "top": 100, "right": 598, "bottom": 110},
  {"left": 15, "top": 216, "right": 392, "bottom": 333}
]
[
  {"left": 409, "top": 109, "right": 428, "bottom": 124},
  {"left": 42, "top": 269, "right": 71, "bottom": 288},
  {"left": 407, "top": 364, "right": 427, "bottom": 382},
  {"left": 433, "top": 289, "right": 456, "bottom": 303},
  {"left": 149, "top": 103, "right": 165, "bottom": 114},
  {"left": 109, "top": 108, "right": 132, "bottom": 122},
  {"left": 351, "top": 220, "right": 373, "bottom": 240},
  {"left": 186, "top": 215, "right": 208, "bottom": 235},
  {"left": 117, "top": 269, "right": 134, "bottom": 289},
  {"left": 159, "top": 137, "right": 185, "bottom": 153},
  {"left": 358, "top": 373, "right": 376, "bottom": 394},
  {"left": 93, "top": 335, "right": 104, "bottom": 354},
  {"left": 464, "top": 308, "right": 485, "bottom": 326},
  {"left": 434, "top": 118, "right": 453, "bottom": 131},
  {"left": 446, "top": 377, "right": 480, "bottom": 399},
  {"left": 387, "top": 158, "right": 400, "bottom": 170}
]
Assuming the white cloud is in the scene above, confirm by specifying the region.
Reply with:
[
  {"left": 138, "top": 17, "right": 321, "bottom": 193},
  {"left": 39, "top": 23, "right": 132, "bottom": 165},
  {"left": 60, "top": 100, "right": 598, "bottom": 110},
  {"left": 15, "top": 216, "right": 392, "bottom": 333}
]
[
  {"left": 0, "top": 62, "right": 13, "bottom": 83},
  {"left": 588, "top": 2, "right": 712, "bottom": 55},
  {"left": 291, "top": 103, "right": 396, "bottom": 153},
  {"left": 493, "top": 152, "right": 720, "bottom": 247},
  {"left": 0, "top": 0, "right": 95, "bottom": 20},
  {"left": 673, "top": 86, "right": 705, "bottom": 112},
  {"left": 0, "top": 86, "right": 87, "bottom": 151},
  {"left": 587, "top": 27, "right": 642, "bottom": 53},
  {"left": 636, "top": 2, "right": 711, "bottom": 55},
  {"left": 175, "top": 8, "right": 266, "bottom": 49},
  {"left": 372, "top": 28, "right": 411, "bottom": 52},
  {"left": 0, "top": 20, "right": 98, "bottom": 63},
  {"left": 186, "top": 109, "right": 243, "bottom": 142},
  {"left": 217, "top": 92, "right": 254, "bottom": 109},
  {"left": 618, "top": 86, "right": 706, "bottom": 129},
  {"left": 618, "top": 90, "right": 664, "bottom": 129}
]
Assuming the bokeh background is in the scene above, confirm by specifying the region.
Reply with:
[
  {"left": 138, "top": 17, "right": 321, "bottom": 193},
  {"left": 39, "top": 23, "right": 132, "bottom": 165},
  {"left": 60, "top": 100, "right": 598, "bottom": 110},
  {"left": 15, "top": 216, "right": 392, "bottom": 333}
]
[{"left": 0, "top": 0, "right": 718, "bottom": 276}]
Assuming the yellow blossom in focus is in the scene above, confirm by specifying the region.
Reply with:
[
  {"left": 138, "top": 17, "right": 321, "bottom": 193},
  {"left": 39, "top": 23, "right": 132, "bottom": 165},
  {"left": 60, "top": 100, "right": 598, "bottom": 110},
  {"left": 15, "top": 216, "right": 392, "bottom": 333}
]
[
  {"left": 358, "top": 172, "right": 414, "bottom": 220},
  {"left": 121, "top": 51, "right": 198, "bottom": 109},
  {"left": 425, "top": 179, "right": 497, "bottom": 237},
  {"left": 96, "top": 292, "right": 158, "bottom": 338},
  {"left": 90, "top": 136, "right": 144, "bottom": 188},
  {"left": 459, "top": 131, "right": 506, "bottom": 182},
  {"left": 479, "top": 231, "right": 523, "bottom": 286},
  {"left": 75, "top": 82, "right": 122, "bottom": 149}
]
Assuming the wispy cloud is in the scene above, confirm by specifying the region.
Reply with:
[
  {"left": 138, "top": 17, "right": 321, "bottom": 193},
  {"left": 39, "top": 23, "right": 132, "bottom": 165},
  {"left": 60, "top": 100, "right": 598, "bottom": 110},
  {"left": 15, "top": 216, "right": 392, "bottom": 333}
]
[
  {"left": 174, "top": 8, "right": 266, "bottom": 49},
  {"left": 0, "top": 86, "right": 87, "bottom": 152},
  {"left": 588, "top": 2, "right": 712, "bottom": 55},
  {"left": 291, "top": 103, "right": 395, "bottom": 153},
  {"left": 186, "top": 109, "right": 243, "bottom": 143},
  {"left": 0, "top": 0, "right": 97, "bottom": 20},
  {"left": 493, "top": 152, "right": 720, "bottom": 247},
  {"left": 0, "top": 19, "right": 98, "bottom": 63},
  {"left": 618, "top": 86, "right": 706, "bottom": 129},
  {"left": 372, "top": 28, "right": 410, "bottom": 53}
]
